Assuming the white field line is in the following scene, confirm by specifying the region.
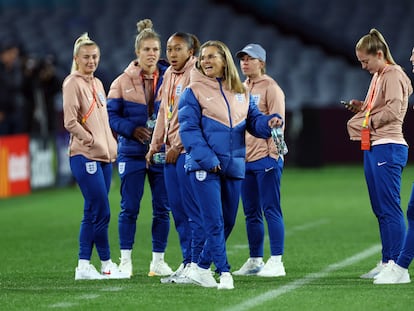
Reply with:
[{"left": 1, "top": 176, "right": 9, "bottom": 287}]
[
  {"left": 48, "top": 286, "right": 122, "bottom": 308},
  {"left": 223, "top": 244, "right": 381, "bottom": 311},
  {"left": 285, "top": 219, "right": 330, "bottom": 236}
]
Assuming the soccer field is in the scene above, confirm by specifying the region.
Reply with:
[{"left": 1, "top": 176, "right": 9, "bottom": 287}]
[{"left": 1, "top": 165, "right": 414, "bottom": 311}]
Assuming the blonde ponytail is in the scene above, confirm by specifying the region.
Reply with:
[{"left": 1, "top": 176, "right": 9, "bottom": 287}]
[
  {"left": 71, "top": 32, "right": 99, "bottom": 73},
  {"left": 356, "top": 28, "right": 396, "bottom": 65}
]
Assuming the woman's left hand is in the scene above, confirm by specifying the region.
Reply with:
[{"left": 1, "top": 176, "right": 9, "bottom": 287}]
[{"left": 268, "top": 115, "right": 283, "bottom": 128}]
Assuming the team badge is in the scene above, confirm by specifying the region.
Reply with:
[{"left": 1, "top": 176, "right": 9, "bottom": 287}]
[
  {"left": 252, "top": 94, "right": 260, "bottom": 106},
  {"left": 176, "top": 85, "right": 182, "bottom": 96},
  {"left": 85, "top": 161, "right": 97, "bottom": 174},
  {"left": 118, "top": 162, "right": 126, "bottom": 174},
  {"left": 195, "top": 170, "right": 207, "bottom": 181},
  {"left": 235, "top": 93, "right": 245, "bottom": 103},
  {"left": 97, "top": 92, "right": 106, "bottom": 104}
]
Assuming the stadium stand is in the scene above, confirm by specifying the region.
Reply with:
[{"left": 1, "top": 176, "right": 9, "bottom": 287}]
[{"left": 1, "top": 0, "right": 413, "bottom": 166}]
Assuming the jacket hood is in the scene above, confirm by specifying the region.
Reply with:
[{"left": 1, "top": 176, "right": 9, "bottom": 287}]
[
  {"left": 72, "top": 71, "right": 95, "bottom": 83},
  {"left": 246, "top": 74, "right": 269, "bottom": 84},
  {"left": 123, "top": 58, "right": 170, "bottom": 79},
  {"left": 170, "top": 56, "right": 197, "bottom": 75},
  {"left": 190, "top": 67, "right": 222, "bottom": 90}
]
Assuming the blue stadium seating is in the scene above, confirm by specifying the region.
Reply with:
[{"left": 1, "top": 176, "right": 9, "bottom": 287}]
[{"left": 1, "top": 0, "right": 412, "bottom": 111}]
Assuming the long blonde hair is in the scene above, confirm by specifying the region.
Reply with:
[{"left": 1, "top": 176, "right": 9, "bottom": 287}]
[
  {"left": 196, "top": 40, "right": 245, "bottom": 94},
  {"left": 356, "top": 28, "right": 396, "bottom": 65},
  {"left": 71, "top": 32, "right": 99, "bottom": 73}
]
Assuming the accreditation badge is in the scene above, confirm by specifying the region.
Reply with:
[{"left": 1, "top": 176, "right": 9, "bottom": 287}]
[{"left": 361, "top": 128, "right": 370, "bottom": 151}]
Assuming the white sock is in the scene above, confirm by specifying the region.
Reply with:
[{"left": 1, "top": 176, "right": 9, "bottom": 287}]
[
  {"left": 78, "top": 259, "right": 90, "bottom": 269},
  {"left": 152, "top": 252, "right": 164, "bottom": 262},
  {"left": 121, "top": 249, "right": 132, "bottom": 260},
  {"left": 101, "top": 259, "right": 113, "bottom": 270},
  {"left": 271, "top": 255, "right": 282, "bottom": 263}
]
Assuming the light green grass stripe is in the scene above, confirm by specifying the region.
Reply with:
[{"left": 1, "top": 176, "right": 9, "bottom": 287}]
[{"left": 224, "top": 244, "right": 381, "bottom": 311}]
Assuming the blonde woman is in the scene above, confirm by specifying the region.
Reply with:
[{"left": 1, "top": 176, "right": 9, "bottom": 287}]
[
  {"left": 63, "top": 33, "right": 127, "bottom": 280},
  {"left": 374, "top": 47, "right": 414, "bottom": 285},
  {"left": 107, "top": 19, "right": 172, "bottom": 277},
  {"left": 347, "top": 28, "right": 412, "bottom": 279},
  {"left": 234, "top": 43, "right": 286, "bottom": 278},
  {"left": 178, "top": 40, "right": 283, "bottom": 289}
]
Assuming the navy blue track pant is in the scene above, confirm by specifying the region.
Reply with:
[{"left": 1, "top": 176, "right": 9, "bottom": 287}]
[
  {"left": 364, "top": 143, "right": 407, "bottom": 262},
  {"left": 70, "top": 155, "right": 113, "bottom": 261},
  {"left": 117, "top": 156, "right": 170, "bottom": 252},
  {"left": 241, "top": 156, "right": 284, "bottom": 257}
]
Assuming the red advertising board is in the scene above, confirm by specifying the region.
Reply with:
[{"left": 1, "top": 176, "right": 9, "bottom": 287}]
[{"left": 0, "top": 134, "right": 31, "bottom": 197}]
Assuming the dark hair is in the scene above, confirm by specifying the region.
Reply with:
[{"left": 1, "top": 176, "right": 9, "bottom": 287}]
[{"left": 170, "top": 32, "right": 200, "bottom": 55}]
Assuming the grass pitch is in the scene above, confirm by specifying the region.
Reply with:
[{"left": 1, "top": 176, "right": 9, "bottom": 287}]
[{"left": 1, "top": 165, "right": 414, "bottom": 311}]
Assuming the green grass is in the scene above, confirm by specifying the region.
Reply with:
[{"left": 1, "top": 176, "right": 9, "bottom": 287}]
[{"left": 1, "top": 165, "right": 414, "bottom": 310}]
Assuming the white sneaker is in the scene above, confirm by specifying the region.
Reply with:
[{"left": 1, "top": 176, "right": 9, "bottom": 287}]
[
  {"left": 119, "top": 257, "right": 133, "bottom": 277},
  {"left": 187, "top": 264, "right": 217, "bottom": 288},
  {"left": 257, "top": 257, "right": 286, "bottom": 277},
  {"left": 233, "top": 258, "right": 264, "bottom": 276},
  {"left": 75, "top": 264, "right": 105, "bottom": 280},
  {"left": 148, "top": 260, "right": 174, "bottom": 276},
  {"left": 101, "top": 261, "right": 131, "bottom": 279},
  {"left": 218, "top": 272, "right": 234, "bottom": 290},
  {"left": 360, "top": 261, "right": 387, "bottom": 279},
  {"left": 373, "top": 262, "right": 411, "bottom": 284},
  {"left": 161, "top": 263, "right": 193, "bottom": 284}
]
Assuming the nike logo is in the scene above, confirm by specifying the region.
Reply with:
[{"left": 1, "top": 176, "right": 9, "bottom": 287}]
[
  {"left": 125, "top": 88, "right": 134, "bottom": 93},
  {"left": 264, "top": 167, "right": 274, "bottom": 172},
  {"left": 206, "top": 97, "right": 214, "bottom": 101},
  {"left": 102, "top": 271, "right": 112, "bottom": 275},
  {"left": 377, "top": 161, "right": 387, "bottom": 166}
]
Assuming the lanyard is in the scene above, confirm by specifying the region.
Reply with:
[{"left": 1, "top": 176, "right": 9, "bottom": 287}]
[
  {"left": 164, "top": 73, "right": 183, "bottom": 144},
  {"left": 142, "top": 70, "right": 159, "bottom": 118},
  {"left": 362, "top": 65, "right": 387, "bottom": 128},
  {"left": 167, "top": 73, "right": 183, "bottom": 120},
  {"left": 82, "top": 80, "right": 97, "bottom": 124}
]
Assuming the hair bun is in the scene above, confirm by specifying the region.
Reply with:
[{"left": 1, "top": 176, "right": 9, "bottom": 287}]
[{"left": 137, "top": 19, "right": 153, "bottom": 33}]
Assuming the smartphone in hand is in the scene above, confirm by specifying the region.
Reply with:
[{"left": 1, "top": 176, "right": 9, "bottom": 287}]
[{"left": 341, "top": 100, "right": 362, "bottom": 113}]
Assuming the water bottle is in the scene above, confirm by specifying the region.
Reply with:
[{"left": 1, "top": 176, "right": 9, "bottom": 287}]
[
  {"left": 152, "top": 152, "right": 166, "bottom": 164},
  {"left": 143, "top": 118, "right": 156, "bottom": 145},
  {"left": 271, "top": 127, "right": 288, "bottom": 156}
]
